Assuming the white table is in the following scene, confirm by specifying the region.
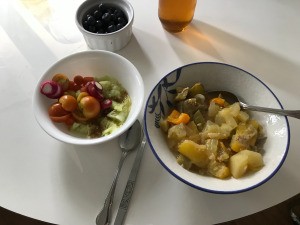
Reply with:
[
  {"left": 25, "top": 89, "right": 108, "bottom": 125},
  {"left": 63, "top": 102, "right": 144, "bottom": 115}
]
[{"left": 1, "top": 0, "right": 300, "bottom": 224}]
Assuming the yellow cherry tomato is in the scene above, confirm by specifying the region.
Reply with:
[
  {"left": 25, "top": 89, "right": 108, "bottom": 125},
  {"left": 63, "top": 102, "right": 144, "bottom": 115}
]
[
  {"left": 77, "top": 91, "right": 89, "bottom": 102},
  {"left": 59, "top": 95, "right": 77, "bottom": 112},
  {"left": 79, "top": 96, "right": 101, "bottom": 119}
]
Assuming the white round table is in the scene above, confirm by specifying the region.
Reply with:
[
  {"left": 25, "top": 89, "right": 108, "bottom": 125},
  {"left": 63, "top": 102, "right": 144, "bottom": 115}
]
[{"left": 1, "top": 0, "right": 300, "bottom": 224}]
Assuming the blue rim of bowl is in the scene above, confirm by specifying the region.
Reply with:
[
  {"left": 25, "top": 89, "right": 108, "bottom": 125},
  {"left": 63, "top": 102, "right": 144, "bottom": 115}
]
[{"left": 143, "top": 61, "right": 291, "bottom": 194}]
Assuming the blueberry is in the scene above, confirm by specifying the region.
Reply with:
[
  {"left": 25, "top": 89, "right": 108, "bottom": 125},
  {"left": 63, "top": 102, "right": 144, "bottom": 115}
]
[
  {"left": 95, "top": 20, "right": 103, "bottom": 29},
  {"left": 87, "top": 16, "right": 96, "bottom": 26},
  {"left": 110, "top": 13, "right": 118, "bottom": 22},
  {"left": 88, "top": 25, "right": 96, "bottom": 33},
  {"left": 98, "top": 3, "right": 106, "bottom": 12},
  {"left": 117, "top": 17, "right": 127, "bottom": 25},
  {"left": 107, "top": 24, "right": 117, "bottom": 33},
  {"left": 102, "top": 12, "right": 111, "bottom": 23},
  {"left": 93, "top": 10, "right": 102, "bottom": 19},
  {"left": 81, "top": 3, "right": 127, "bottom": 33},
  {"left": 116, "top": 23, "right": 124, "bottom": 30},
  {"left": 114, "top": 9, "right": 124, "bottom": 18},
  {"left": 82, "top": 20, "right": 89, "bottom": 30}
]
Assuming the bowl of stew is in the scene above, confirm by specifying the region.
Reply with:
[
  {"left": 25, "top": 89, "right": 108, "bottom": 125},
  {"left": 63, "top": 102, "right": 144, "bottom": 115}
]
[
  {"left": 33, "top": 50, "right": 144, "bottom": 145},
  {"left": 144, "top": 62, "right": 290, "bottom": 194}
]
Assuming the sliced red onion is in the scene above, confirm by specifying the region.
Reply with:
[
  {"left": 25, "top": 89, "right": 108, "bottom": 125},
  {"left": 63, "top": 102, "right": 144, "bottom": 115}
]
[
  {"left": 86, "top": 82, "right": 104, "bottom": 101},
  {"left": 40, "top": 80, "right": 58, "bottom": 96},
  {"left": 40, "top": 80, "right": 63, "bottom": 99},
  {"left": 94, "top": 82, "right": 103, "bottom": 92},
  {"left": 48, "top": 84, "right": 63, "bottom": 99},
  {"left": 101, "top": 99, "right": 112, "bottom": 110}
]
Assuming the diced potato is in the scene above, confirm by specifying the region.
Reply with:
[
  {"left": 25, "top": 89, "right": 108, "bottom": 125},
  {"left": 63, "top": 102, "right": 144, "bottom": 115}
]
[
  {"left": 229, "top": 153, "right": 248, "bottom": 178},
  {"left": 168, "top": 123, "right": 187, "bottom": 140},
  {"left": 228, "top": 102, "right": 240, "bottom": 117},
  {"left": 239, "top": 150, "right": 264, "bottom": 171},
  {"left": 216, "top": 107, "right": 238, "bottom": 129},
  {"left": 224, "top": 115, "right": 238, "bottom": 129},
  {"left": 208, "top": 102, "right": 220, "bottom": 118},
  {"left": 230, "top": 122, "right": 258, "bottom": 152},
  {"left": 220, "top": 123, "right": 234, "bottom": 137},
  {"left": 248, "top": 119, "right": 260, "bottom": 129},
  {"left": 178, "top": 140, "right": 209, "bottom": 168},
  {"left": 208, "top": 160, "right": 230, "bottom": 179},
  {"left": 230, "top": 134, "right": 249, "bottom": 152},
  {"left": 217, "top": 141, "right": 230, "bottom": 162},
  {"left": 237, "top": 111, "right": 249, "bottom": 122},
  {"left": 206, "top": 139, "right": 218, "bottom": 157},
  {"left": 215, "top": 113, "right": 225, "bottom": 126}
]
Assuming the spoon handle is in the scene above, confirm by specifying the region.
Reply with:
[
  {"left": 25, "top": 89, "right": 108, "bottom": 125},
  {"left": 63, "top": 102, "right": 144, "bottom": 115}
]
[
  {"left": 114, "top": 133, "right": 147, "bottom": 225},
  {"left": 242, "top": 103, "right": 300, "bottom": 119},
  {"left": 96, "top": 152, "right": 128, "bottom": 225}
]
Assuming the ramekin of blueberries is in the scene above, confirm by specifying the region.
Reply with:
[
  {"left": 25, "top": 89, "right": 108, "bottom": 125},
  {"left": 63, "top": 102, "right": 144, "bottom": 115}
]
[{"left": 76, "top": 0, "right": 134, "bottom": 51}]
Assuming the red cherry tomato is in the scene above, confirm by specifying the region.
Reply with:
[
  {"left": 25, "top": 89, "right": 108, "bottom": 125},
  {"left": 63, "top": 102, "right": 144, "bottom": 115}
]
[
  {"left": 48, "top": 103, "right": 69, "bottom": 117},
  {"left": 73, "top": 75, "right": 84, "bottom": 86},
  {"left": 50, "top": 114, "right": 72, "bottom": 123},
  {"left": 83, "top": 76, "right": 94, "bottom": 85}
]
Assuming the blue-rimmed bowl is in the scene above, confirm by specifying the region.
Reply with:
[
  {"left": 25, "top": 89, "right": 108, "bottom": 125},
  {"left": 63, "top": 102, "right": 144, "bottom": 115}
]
[{"left": 144, "top": 62, "right": 290, "bottom": 194}]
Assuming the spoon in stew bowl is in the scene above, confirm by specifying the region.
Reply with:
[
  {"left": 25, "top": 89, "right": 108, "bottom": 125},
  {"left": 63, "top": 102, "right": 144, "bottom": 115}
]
[
  {"left": 206, "top": 90, "right": 300, "bottom": 119},
  {"left": 96, "top": 120, "right": 142, "bottom": 225}
]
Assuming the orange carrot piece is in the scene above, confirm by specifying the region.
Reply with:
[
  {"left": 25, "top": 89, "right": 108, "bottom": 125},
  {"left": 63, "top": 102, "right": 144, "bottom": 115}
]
[
  {"left": 167, "top": 109, "right": 190, "bottom": 125},
  {"left": 211, "top": 97, "right": 225, "bottom": 107}
]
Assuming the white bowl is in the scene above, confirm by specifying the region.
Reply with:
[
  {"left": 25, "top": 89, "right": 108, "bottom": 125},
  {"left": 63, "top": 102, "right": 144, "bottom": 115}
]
[
  {"left": 144, "top": 62, "right": 290, "bottom": 194},
  {"left": 76, "top": 0, "right": 134, "bottom": 51},
  {"left": 33, "top": 50, "right": 144, "bottom": 145}
]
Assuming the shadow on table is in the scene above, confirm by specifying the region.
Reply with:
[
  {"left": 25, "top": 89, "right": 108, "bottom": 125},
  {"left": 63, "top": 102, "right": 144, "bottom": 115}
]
[{"left": 166, "top": 20, "right": 300, "bottom": 99}]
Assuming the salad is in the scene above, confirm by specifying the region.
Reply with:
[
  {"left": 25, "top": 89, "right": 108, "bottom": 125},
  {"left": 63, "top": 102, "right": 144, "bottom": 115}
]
[{"left": 40, "top": 73, "right": 131, "bottom": 138}]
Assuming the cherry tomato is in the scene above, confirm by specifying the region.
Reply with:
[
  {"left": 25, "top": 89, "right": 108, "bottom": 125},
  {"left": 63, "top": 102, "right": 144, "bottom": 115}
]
[
  {"left": 73, "top": 75, "right": 84, "bottom": 86},
  {"left": 59, "top": 95, "right": 77, "bottom": 112},
  {"left": 64, "top": 115, "right": 75, "bottom": 126},
  {"left": 79, "top": 96, "right": 101, "bottom": 119},
  {"left": 48, "top": 103, "right": 69, "bottom": 117},
  {"left": 52, "top": 73, "right": 69, "bottom": 91},
  {"left": 50, "top": 114, "right": 72, "bottom": 123},
  {"left": 83, "top": 76, "right": 94, "bottom": 85},
  {"left": 68, "top": 81, "right": 81, "bottom": 91},
  {"left": 72, "top": 110, "right": 89, "bottom": 122},
  {"left": 77, "top": 91, "right": 89, "bottom": 102}
]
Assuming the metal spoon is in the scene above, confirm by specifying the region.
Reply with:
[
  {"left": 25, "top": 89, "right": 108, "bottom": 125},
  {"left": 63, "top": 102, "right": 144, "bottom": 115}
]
[
  {"left": 206, "top": 90, "right": 300, "bottom": 119},
  {"left": 96, "top": 120, "right": 142, "bottom": 225}
]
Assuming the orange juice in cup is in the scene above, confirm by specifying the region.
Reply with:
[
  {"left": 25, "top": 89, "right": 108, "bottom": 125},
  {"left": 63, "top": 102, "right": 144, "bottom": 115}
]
[{"left": 158, "top": 0, "right": 197, "bottom": 32}]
